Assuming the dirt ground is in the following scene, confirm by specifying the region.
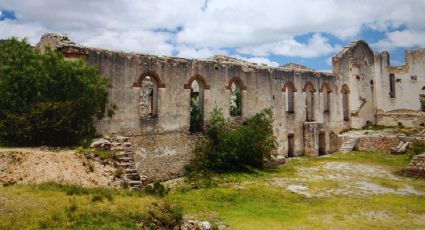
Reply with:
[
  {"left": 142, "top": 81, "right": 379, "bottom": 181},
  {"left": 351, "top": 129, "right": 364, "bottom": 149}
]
[{"left": 0, "top": 148, "right": 119, "bottom": 187}]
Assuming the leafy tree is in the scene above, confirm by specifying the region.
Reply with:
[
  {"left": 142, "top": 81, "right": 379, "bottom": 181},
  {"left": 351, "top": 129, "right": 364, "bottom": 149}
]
[
  {"left": 188, "top": 107, "right": 277, "bottom": 173},
  {"left": 0, "top": 38, "right": 110, "bottom": 146}
]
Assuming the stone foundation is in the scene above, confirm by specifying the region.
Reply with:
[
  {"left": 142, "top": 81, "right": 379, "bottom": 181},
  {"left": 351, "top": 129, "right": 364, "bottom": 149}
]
[
  {"left": 130, "top": 132, "right": 199, "bottom": 182},
  {"left": 338, "top": 135, "right": 400, "bottom": 153},
  {"left": 405, "top": 153, "right": 425, "bottom": 178}
]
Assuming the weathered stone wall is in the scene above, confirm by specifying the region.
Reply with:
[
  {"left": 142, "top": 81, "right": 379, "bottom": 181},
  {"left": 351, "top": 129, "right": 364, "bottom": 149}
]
[
  {"left": 374, "top": 49, "right": 425, "bottom": 115},
  {"left": 130, "top": 132, "right": 198, "bottom": 181},
  {"left": 405, "top": 153, "right": 425, "bottom": 178},
  {"left": 36, "top": 33, "right": 425, "bottom": 180},
  {"left": 332, "top": 41, "right": 376, "bottom": 129},
  {"left": 356, "top": 136, "right": 400, "bottom": 153},
  {"left": 338, "top": 135, "right": 400, "bottom": 153}
]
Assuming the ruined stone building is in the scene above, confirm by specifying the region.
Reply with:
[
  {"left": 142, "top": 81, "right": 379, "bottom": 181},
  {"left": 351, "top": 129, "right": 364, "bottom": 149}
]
[{"left": 36, "top": 34, "right": 425, "bottom": 181}]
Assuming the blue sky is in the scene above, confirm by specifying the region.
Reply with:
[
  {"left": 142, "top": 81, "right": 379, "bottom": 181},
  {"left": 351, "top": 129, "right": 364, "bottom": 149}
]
[{"left": 1, "top": 0, "right": 425, "bottom": 71}]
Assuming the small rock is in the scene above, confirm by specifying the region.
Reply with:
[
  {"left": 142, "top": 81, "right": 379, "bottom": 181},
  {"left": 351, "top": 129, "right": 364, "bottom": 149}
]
[
  {"left": 114, "top": 136, "right": 129, "bottom": 143},
  {"left": 90, "top": 138, "right": 112, "bottom": 150}
]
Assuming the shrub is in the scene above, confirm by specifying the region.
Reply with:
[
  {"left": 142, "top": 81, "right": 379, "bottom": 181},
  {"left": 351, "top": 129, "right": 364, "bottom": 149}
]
[
  {"left": 406, "top": 141, "right": 425, "bottom": 160},
  {"left": 421, "top": 99, "right": 425, "bottom": 112},
  {"left": 188, "top": 107, "right": 277, "bottom": 173},
  {"left": 143, "top": 201, "right": 183, "bottom": 229},
  {"left": 0, "top": 38, "right": 111, "bottom": 146},
  {"left": 142, "top": 182, "right": 170, "bottom": 197}
]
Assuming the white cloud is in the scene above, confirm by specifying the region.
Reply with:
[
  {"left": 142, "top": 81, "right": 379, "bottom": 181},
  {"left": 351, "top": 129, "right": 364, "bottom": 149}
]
[
  {"left": 374, "top": 29, "right": 425, "bottom": 50},
  {"left": 0, "top": 0, "right": 424, "bottom": 60},
  {"left": 231, "top": 55, "right": 279, "bottom": 67},
  {"left": 237, "top": 34, "right": 340, "bottom": 58},
  {"left": 175, "top": 45, "right": 228, "bottom": 59}
]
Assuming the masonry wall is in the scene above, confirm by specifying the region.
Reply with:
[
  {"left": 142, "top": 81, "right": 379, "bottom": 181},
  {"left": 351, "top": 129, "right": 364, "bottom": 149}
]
[
  {"left": 36, "top": 34, "right": 359, "bottom": 181},
  {"left": 374, "top": 49, "right": 425, "bottom": 127},
  {"left": 333, "top": 41, "right": 376, "bottom": 129}
]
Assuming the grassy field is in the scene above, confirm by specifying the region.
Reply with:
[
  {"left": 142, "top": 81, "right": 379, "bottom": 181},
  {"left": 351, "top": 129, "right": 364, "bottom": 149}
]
[{"left": 1, "top": 151, "right": 425, "bottom": 229}]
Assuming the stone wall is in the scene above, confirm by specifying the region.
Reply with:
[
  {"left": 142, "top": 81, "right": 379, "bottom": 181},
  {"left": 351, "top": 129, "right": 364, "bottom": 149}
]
[
  {"left": 405, "top": 153, "right": 425, "bottom": 178},
  {"left": 35, "top": 33, "right": 425, "bottom": 181},
  {"left": 338, "top": 134, "right": 400, "bottom": 153},
  {"left": 356, "top": 136, "right": 400, "bottom": 153},
  {"left": 130, "top": 132, "right": 199, "bottom": 181}
]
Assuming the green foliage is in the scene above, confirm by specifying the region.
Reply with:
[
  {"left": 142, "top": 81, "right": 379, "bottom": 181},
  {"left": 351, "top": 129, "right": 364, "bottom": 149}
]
[
  {"left": 230, "top": 87, "right": 241, "bottom": 116},
  {"left": 406, "top": 141, "right": 425, "bottom": 160},
  {"left": 76, "top": 147, "right": 118, "bottom": 162},
  {"left": 0, "top": 38, "right": 110, "bottom": 146},
  {"left": 421, "top": 99, "right": 425, "bottom": 112},
  {"left": 189, "top": 91, "right": 203, "bottom": 133},
  {"left": 142, "top": 182, "right": 170, "bottom": 197},
  {"left": 144, "top": 201, "right": 183, "bottom": 229},
  {"left": 188, "top": 107, "right": 277, "bottom": 173}
]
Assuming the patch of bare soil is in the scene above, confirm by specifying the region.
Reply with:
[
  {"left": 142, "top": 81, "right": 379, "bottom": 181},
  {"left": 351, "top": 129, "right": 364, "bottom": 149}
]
[
  {"left": 0, "top": 148, "right": 119, "bottom": 187},
  {"left": 268, "top": 162, "right": 425, "bottom": 197}
]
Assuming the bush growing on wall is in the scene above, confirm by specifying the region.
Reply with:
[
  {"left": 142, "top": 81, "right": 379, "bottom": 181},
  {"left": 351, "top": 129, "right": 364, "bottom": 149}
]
[
  {"left": 0, "top": 38, "right": 110, "bottom": 146},
  {"left": 188, "top": 107, "right": 277, "bottom": 173}
]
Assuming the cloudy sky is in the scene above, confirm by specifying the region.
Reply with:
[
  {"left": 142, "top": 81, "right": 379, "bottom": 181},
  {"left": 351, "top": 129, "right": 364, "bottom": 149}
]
[{"left": 1, "top": 0, "right": 425, "bottom": 71}]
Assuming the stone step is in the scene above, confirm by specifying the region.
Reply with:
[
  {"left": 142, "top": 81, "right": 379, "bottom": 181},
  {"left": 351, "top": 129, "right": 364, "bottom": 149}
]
[
  {"left": 125, "top": 173, "right": 141, "bottom": 180},
  {"left": 118, "top": 157, "right": 133, "bottom": 162},
  {"left": 125, "top": 168, "right": 138, "bottom": 174},
  {"left": 129, "top": 180, "right": 144, "bottom": 188},
  {"left": 118, "top": 162, "right": 136, "bottom": 167}
]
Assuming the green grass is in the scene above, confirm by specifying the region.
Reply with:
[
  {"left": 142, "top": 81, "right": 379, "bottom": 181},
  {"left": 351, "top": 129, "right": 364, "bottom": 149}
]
[{"left": 1, "top": 151, "right": 425, "bottom": 229}]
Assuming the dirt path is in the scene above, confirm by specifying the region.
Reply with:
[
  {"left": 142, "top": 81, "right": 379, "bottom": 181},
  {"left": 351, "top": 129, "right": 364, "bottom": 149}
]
[{"left": 0, "top": 148, "right": 119, "bottom": 187}]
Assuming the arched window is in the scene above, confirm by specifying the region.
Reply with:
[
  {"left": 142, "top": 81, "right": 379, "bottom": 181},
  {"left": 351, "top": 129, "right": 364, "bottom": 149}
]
[
  {"left": 389, "top": 73, "right": 396, "bottom": 98},
  {"left": 320, "top": 83, "right": 331, "bottom": 113},
  {"left": 184, "top": 74, "right": 210, "bottom": 132},
  {"left": 226, "top": 77, "right": 246, "bottom": 117},
  {"left": 419, "top": 86, "right": 425, "bottom": 111},
  {"left": 303, "top": 82, "right": 316, "bottom": 121},
  {"left": 140, "top": 76, "right": 158, "bottom": 118},
  {"left": 133, "top": 72, "right": 165, "bottom": 119},
  {"left": 341, "top": 84, "right": 350, "bottom": 121},
  {"left": 230, "top": 82, "right": 242, "bottom": 116},
  {"left": 283, "top": 81, "right": 296, "bottom": 113}
]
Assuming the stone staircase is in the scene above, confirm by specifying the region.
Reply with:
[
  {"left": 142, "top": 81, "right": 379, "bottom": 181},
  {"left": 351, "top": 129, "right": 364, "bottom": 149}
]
[
  {"left": 339, "top": 137, "right": 358, "bottom": 152},
  {"left": 117, "top": 141, "right": 146, "bottom": 190}
]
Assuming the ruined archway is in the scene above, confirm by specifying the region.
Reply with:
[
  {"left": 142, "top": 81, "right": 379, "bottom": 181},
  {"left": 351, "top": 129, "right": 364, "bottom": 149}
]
[
  {"left": 227, "top": 77, "right": 246, "bottom": 117},
  {"left": 320, "top": 83, "right": 332, "bottom": 113},
  {"left": 133, "top": 72, "right": 165, "bottom": 119},
  {"left": 303, "top": 82, "right": 316, "bottom": 121},
  {"left": 283, "top": 81, "right": 297, "bottom": 113},
  {"left": 185, "top": 75, "right": 208, "bottom": 132},
  {"left": 341, "top": 84, "right": 350, "bottom": 121}
]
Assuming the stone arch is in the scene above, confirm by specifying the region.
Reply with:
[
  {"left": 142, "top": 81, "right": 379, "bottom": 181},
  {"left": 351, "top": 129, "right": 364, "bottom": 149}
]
[
  {"left": 303, "top": 81, "right": 316, "bottom": 121},
  {"left": 321, "top": 82, "right": 332, "bottom": 113},
  {"left": 283, "top": 81, "right": 296, "bottom": 113},
  {"left": 320, "top": 82, "right": 332, "bottom": 93},
  {"left": 226, "top": 77, "right": 247, "bottom": 90},
  {"left": 132, "top": 71, "right": 166, "bottom": 88},
  {"left": 341, "top": 84, "right": 350, "bottom": 121},
  {"left": 341, "top": 84, "right": 350, "bottom": 94},
  {"left": 132, "top": 71, "right": 164, "bottom": 119},
  {"left": 302, "top": 81, "right": 316, "bottom": 92},
  {"left": 227, "top": 77, "right": 244, "bottom": 116},
  {"left": 282, "top": 81, "right": 297, "bottom": 92},
  {"left": 184, "top": 74, "right": 211, "bottom": 90}
]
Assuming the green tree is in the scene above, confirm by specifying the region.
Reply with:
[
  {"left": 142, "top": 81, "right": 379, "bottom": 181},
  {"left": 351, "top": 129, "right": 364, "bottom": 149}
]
[
  {"left": 189, "top": 107, "right": 277, "bottom": 172},
  {"left": 0, "top": 38, "right": 110, "bottom": 146}
]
